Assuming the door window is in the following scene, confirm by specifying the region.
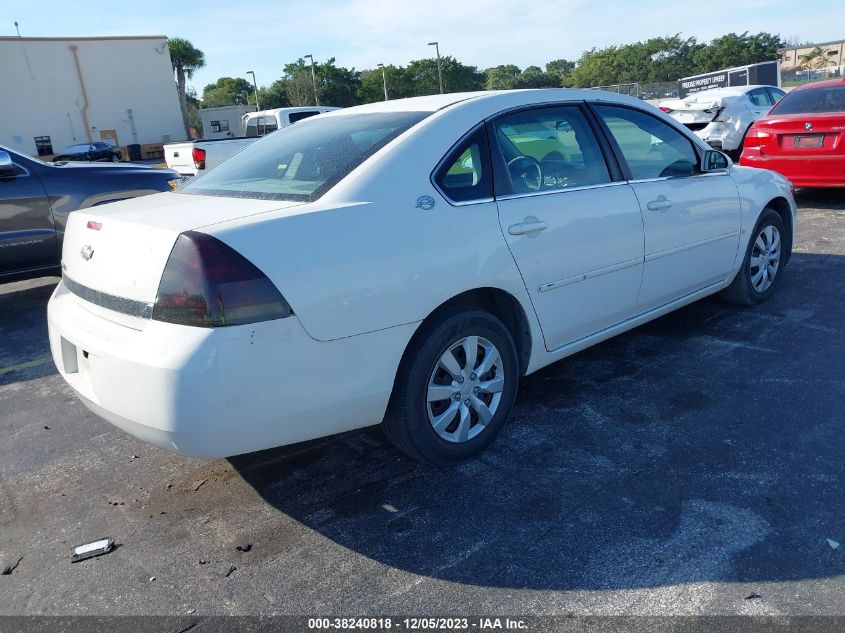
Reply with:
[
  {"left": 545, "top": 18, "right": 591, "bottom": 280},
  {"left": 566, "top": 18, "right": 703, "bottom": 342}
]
[
  {"left": 491, "top": 106, "right": 610, "bottom": 195},
  {"left": 748, "top": 88, "right": 773, "bottom": 107},
  {"left": 595, "top": 105, "right": 698, "bottom": 180},
  {"left": 767, "top": 87, "right": 786, "bottom": 104},
  {"left": 433, "top": 127, "right": 493, "bottom": 203}
]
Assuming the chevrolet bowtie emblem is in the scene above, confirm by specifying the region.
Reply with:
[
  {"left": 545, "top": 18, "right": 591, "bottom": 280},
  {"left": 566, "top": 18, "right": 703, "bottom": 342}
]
[{"left": 80, "top": 245, "right": 94, "bottom": 261}]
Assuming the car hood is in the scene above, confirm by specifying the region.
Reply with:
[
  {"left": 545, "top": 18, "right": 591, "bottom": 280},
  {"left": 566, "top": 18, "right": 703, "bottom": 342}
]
[{"left": 51, "top": 161, "right": 178, "bottom": 178}]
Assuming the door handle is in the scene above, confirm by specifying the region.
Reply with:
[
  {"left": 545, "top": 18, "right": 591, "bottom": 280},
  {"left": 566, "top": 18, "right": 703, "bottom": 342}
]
[
  {"left": 647, "top": 199, "right": 673, "bottom": 211},
  {"left": 508, "top": 221, "right": 547, "bottom": 236}
]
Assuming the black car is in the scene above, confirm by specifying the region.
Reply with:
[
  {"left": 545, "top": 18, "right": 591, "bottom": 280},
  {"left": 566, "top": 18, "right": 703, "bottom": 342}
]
[
  {"left": 0, "top": 145, "right": 179, "bottom": 283},
  {"left": 53, "top": 142, "right": 123, "bottom": 163}
]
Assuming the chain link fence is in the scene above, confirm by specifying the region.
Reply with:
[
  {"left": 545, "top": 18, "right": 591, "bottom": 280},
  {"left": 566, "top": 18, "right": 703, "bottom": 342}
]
[
  {"left": 592, "top": 82, "right": 679, "bottom": 101},
  {"left": 781, "top": 64, "right": 844, "bottom": 87}
]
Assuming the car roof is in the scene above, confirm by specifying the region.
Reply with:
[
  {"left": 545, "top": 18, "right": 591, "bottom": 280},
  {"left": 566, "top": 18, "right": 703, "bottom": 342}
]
[{"left": 320, "top": 88, "right": 648, "bottom": 117}]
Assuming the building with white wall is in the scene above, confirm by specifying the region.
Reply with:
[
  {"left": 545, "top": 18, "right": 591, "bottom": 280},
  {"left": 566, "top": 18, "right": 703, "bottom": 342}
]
[
  {"left": 0, "top": 35, "right": 186, "bottom": 158},
  {"left": 199, "top": 104, "right": 256, "bottom": 140}
]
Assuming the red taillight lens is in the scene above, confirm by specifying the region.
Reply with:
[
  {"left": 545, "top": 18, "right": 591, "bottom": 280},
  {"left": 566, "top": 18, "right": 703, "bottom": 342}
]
[
  {"left": 659, "top": 106, "right": 673, "bottom": 113},
  {"left": 152, "top": 231, "right": 292, "bottom": 327},
  {"left": 742, "top": 126, "right": 770, "bottom": 150},
  {"left": 192, "top": 147, "right": 206, "bottom": 170}
]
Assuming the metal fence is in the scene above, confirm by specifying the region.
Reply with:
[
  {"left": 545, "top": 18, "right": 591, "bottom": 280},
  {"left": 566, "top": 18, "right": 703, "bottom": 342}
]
[
  {"left": 781, "top": 64, "right": 844, "bottom": 87},
  {"left": 592, "top": 81, "right": 680, "bottom": 101}
]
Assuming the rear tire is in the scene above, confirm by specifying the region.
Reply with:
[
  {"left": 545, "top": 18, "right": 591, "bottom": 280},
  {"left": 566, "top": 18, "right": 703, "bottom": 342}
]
[
  {"left": 383, "top": 308, "right": 519, "bottom": 465},
  {"left": 720, "top": 209, "right": 785, "bottom": 306}
]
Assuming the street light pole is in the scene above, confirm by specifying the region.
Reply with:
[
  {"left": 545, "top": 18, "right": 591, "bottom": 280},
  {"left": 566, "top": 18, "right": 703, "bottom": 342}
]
[
  {"left": 377, "top": 63, "right": 388, "bottom": 101},
  {"left": 246, "top": 70, "right": 260, "bottom": 111},
  {"left": 304, "top": 54, "right": 320, "bottom": 106},
  {"left": 428, "top": 41, "right": 444, "bottom": 94}
]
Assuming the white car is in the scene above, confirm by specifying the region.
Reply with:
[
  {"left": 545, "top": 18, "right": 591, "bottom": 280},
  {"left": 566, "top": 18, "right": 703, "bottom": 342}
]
[
  {"left": 659, "top": 85, "right": 786, "bottom": 156},
  {"left": 48, "top": 89, "right": 796, "bottom": 465}
]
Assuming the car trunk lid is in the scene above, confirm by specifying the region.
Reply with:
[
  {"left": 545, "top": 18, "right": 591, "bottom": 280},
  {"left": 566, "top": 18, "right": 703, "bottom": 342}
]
[
  {"left": 661, "top": 95, "right": 739, "bottom": 130},
  {"left": 61, "top": 192, "right": 300, "bottom": 307},
  {"left": 749, "top": 113, "right": 845, "bottom": 156}
]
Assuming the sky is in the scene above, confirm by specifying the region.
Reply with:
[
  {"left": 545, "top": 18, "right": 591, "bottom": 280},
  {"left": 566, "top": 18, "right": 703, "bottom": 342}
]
[{"left": 3, "top": 0, "right": 844, "bottom": 93}]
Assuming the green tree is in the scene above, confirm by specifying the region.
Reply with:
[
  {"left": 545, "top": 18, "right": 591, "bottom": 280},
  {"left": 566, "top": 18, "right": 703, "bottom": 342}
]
[
  {"left": 282, "top": 57, "right": 362, "bottom": 107},
  {"left": 546, "top": 59, "right": 576, "bottom": 86},
  {"left": 257, "top": 80, "right": 292, "bottom": 109},
  {"left": 799, "top": 46, "right": 835, "bottom": 70},
  {"left": 692, "top": 32, "right": 784, "bottom": 73},
  {"left": 185, "top": 87, "right": 202, "bottom": 137},
  {"left": 514, "top": 65, "right": 560, "bottom": 89},
  {"left": 359, "top": 65, "right": 415, "bottom": 103},
  {"left": 168, "top": 37, "right": 205, "bottom": 138},
  {"left": 485, "top": 64, "right": 521, "bottom": 90},
  {"left": 406, "top": 56, "right": 485, "bottom": 95},
  {"left": 201, "top": 77, "right": 255, "bottom": 107}
]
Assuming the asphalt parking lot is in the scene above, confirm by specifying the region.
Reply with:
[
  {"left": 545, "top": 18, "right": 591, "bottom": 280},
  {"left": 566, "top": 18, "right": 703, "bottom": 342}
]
[{"left": 1, "top": 191, "right": 844, "bottom": 617}]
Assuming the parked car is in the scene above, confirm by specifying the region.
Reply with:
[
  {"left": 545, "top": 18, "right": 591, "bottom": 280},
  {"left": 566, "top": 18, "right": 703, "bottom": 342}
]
[
  {"left": 48, "top": 89, "right": 796, "bottom": 464},
  {"left": 164, "top": 106, "right": 339, "bottom": 177},
  {"left": 0, "top": 145, "right": 179, "bottom": 283},
  {"left": 53, "top": 142, "right": 123, "bottom": 163},
  {"left": 740, "top": 78, "right": 845, "bottom": 187},
  {"left": 659, "top": 85, "right": 786, "bottom": 158}
]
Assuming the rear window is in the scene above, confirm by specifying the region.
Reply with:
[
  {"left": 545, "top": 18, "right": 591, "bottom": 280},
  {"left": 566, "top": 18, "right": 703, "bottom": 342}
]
[
  {"left": 770, "top": 86, "right": 845, "bottom": 115},
  {"left": 182, "top": 111, "right": 429, "bottom": 202}
]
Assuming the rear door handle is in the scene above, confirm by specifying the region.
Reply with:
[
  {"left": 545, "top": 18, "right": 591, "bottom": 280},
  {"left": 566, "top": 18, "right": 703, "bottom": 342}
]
[
  {"left": 508, "top": 221, "right": 547, "bottom": 235},
  {"left": 646, "top": 199, "right": 673, "bottom": 211}
]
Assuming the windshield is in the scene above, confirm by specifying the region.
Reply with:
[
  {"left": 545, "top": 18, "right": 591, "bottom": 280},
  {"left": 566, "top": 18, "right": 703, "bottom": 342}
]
[
  {"left": 770, "top": 86, "right": 845, "bottom": 115},
  {"left": 62, "top": 144, "right": 91, "bottom": 153},
  {"left": 183, "top": 111, "right": 429, "bottom": 202}
]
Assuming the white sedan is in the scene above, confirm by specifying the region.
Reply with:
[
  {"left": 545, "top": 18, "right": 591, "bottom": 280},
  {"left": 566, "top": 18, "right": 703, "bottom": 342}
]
[
  {"left": 659, "top": 85, "right": 786, "bottom": 156},
  {"left": 48, "top": 89, "right": 796, "bottom": 465}
]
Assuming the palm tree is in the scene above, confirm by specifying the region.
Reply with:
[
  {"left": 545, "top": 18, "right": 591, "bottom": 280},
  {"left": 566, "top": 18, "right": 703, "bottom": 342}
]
[
  {"left": 168, "top": 38, "right": 205, "bottom": 138},
  {"left": 799, "top": 46, "right": 834, "bottom": 70}
]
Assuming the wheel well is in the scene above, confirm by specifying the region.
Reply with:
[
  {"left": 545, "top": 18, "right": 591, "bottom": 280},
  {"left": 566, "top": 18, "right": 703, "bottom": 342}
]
[
  {"left": 766, "top": 196, "right": 793, "bottom": 265},
  {"left": 412, "top": 288, "right": 533, "bottom": 377}
]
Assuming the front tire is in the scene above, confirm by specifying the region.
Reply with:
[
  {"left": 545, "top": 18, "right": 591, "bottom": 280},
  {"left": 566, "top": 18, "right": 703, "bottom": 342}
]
[
  {"left": 720, "top": 208, "right": 785, "bottom": 305},
  {"left": 383, "top": 308, "right": 519, "bottom": 465}
]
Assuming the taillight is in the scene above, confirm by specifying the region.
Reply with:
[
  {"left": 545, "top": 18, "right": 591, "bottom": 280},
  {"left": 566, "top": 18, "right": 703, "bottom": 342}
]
[
  {"left": 152, "top": 231, "right": 292, "bottom": 327},
  {"left": 192, "top": 147, "right": 206, "bottom": 170},
  {"left": 659, "top": 106, "right": 673, "bottom": 113},
  {"left": 742, "top": 125, "right": 771, "bottom": 150}
]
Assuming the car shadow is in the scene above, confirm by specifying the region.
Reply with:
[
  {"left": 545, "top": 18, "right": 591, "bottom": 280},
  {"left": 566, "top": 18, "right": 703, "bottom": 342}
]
[
  {"left": 229, "top": 251, "right": 845, "bottom": 590},
  {"left": 0, "top": 279, "right": 57, "bottom": 386},
  {"left": 795, "top": 188, "right": 845, "bottom": 211}
]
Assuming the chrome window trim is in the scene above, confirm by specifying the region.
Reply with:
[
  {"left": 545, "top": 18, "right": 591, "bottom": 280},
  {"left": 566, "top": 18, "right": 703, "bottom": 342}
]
[
  {"left": 62, "top": 275, "right": 154, "bottom": 319},
  {"left": 538, "top": 256, "right": 643, "bottom": 293},
  {"left": 495, "top": 180, "right": 627, "bottom": 202}
]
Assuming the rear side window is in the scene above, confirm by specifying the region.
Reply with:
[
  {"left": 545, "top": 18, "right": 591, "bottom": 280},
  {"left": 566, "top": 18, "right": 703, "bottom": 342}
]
[
  {"left": 770, "top": 86, "right": 845, "bottom": 114},
  {"left": 595, "top": 105, "right": 698, "bottom": 180},
  {"left": 433, "top": 127, "right": 493, "bottom": 203},
  {"left": 491, "top": 105, "right": 610, "bottom": 194}
]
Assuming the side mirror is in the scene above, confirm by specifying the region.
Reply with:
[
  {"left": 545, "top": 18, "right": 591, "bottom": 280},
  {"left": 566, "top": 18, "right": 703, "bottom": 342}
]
[
  {"left": 702, "top": 149, "right": 730, "bottom": 172},
  {"left": 0, "top": 150, "right": 17, "bottom": 178}
]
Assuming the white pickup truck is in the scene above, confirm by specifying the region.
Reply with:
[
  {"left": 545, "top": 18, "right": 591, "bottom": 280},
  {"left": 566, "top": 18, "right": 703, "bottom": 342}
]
[{"left": 164, "top": 106, "right": 338, "bottom": 177}]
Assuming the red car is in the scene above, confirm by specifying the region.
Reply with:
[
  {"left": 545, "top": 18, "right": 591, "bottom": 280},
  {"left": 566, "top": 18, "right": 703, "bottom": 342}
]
[{"left": 740, "top": 78, "right": 845, "bottom": 187}]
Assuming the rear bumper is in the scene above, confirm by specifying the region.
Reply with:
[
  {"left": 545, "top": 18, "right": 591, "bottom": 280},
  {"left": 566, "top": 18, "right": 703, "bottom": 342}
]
[
  {"left": 692, "top": 122, "right": 743, "bottom": 152},
  {"left": 740, "top": 152, "right": 845, "bottom": 187},
  {"left": 47, "top": 282, "right": 412, "bottom": 458}
]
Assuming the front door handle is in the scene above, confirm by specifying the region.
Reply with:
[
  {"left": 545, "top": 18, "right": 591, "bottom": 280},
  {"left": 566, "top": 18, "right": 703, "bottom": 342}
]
[
  {"left": 647, "top": 198, "right": 673, "bottom": 211},
  {"left": 508, "top": 220, "right": 548, "bottom": 235}
]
